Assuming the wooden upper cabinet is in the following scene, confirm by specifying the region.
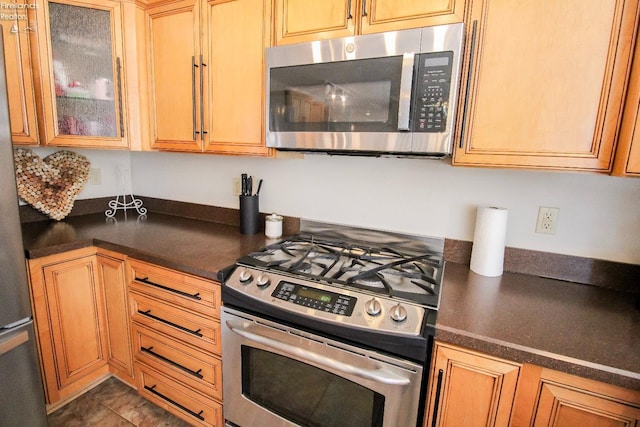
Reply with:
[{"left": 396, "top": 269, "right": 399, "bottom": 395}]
[
  {"left": 424, "top": 342, "right": 521, "bottom": 427},
  {"left": 146, "top": 0, "right": 271, "bottom": 156},
  {"left": 613, "top": 31, "right": 640, "bottom": 176},
  {"left": 35, "top": 0, "right": 130, "bottom": 149},
  {"left": 274, "top": 0, "right": 465, "bottom": 46},
  {"left": 146, "top": 0, "right": 201, "bottom": 151},
  {"left": 360, "top": 0, "right": 466, "bottom": 34},
  {"left": 452, "top": 0, "right": 640, "bottom": 172},
  {"left": 274, "top": 0, "right": 354, "bottom": 45},
  {"left": 2, "top": 15, "right": 40, "bottom": 146},
  {"left": 202, "top": 0, "right": 270, "bottom": 155}
]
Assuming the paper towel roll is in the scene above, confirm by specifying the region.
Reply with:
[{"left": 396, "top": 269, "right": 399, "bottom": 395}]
[{"left": 470, "top": 206, "right": 508, "bottom": 277}]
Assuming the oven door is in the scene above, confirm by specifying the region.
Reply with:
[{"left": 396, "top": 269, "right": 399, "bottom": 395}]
[{"left": 222, "top": 307, "right": 424, "bottom": 427}]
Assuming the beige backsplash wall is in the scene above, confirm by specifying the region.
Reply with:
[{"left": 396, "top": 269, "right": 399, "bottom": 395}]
[
  {"left": 28, "top": 147, "right": 639, "bottom": 264},
  {"left": 129, "top": 151, "right": 640, "bottom": 265}
]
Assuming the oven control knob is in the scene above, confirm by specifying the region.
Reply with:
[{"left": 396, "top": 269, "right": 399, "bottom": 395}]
[
  {"left": 238, "top": 268, "right": 253, "bottom": 283},
  {"left": 364, "top": 298, "right": 382, "bottom": 317},
  {"left": 256, "top": 274, "right": 271, "bottom": 288},
  {"left": 389, "top": 304, "right": 408, "bottom": 323}
]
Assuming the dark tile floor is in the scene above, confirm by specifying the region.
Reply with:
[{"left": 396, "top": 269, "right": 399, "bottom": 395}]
[{"left": 47, "top": 377, "right": 192, "bottom": 427}]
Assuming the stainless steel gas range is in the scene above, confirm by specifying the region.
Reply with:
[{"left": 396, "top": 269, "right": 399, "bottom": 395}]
[{"left": 219, "top": 221, "right": 445, "bottom": 427}]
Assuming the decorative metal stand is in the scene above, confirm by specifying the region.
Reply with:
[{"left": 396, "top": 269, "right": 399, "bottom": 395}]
[{"left": 105, "top": 166, "right": 147, "bottom": 218}]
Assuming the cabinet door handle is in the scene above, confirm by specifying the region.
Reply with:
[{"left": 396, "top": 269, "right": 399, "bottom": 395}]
[
  {"left": 141, "top": 346, "right": 204, "bottom": 379},
  {"left": 137, "top": 309, "right": 203, "bottom": 337},
  {"left": 144, "top": 385, "right": 205, "bottom": 421},
  {"left": 346, "top": 0, "right": 353, "bottom": 19},
  {"left": 116, "top": 57, "right": 124, "bottom": 138},
  {"left": 192, "top": 56, "right": 199, "bottom": 140},
  {"left": 431, "top": 369, "right": 445, "bottom": 427},
  {"left": 135, "top": 276, "right": 202, "bottom": 300},
  {"left": 361, "top": 0, "right": 368, "bottom": 17},
  {"left": 459, "top": 20, "right": 478, "bottom": 149},
  {"left": 199, "top": 54, "right": 207, "bottom": 141}
]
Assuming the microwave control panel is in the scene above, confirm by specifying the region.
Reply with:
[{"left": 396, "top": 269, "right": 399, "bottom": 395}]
[{"left": 412, "top": 51, "right": 454, "bottom": 133}]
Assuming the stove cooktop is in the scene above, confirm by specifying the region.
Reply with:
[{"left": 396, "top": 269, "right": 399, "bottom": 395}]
[{"left": 237, "top": 221, "right": 445, "bottom": 309}]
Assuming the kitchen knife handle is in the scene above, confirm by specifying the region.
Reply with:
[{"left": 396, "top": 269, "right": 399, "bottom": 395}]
[
  {"left": 116, "top": 57, "right": 124, "bottom": 138},
  {"left": 192, "top": 56, "right": 198, "bottom": 140},
  {"left": 459, "top": 20, "right": 478, "bottom": 149}
]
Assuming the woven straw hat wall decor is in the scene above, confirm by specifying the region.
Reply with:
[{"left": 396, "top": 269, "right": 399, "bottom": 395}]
[{"left": 13, "top": 148, "right": 90, "bottom": 221}]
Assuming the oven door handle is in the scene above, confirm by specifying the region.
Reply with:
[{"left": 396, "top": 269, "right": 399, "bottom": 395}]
[{"left": 226, "top": 320, "right": 411, "bottom": 386}]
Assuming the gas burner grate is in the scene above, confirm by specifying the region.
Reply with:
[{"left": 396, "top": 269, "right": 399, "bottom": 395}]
[{"left": 241, "top": 234, "right": 444, "bottom": 307}]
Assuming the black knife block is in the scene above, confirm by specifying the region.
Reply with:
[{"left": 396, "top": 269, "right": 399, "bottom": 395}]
[{"left": 239, "top": 195, "right": 259, "bottom": 234}]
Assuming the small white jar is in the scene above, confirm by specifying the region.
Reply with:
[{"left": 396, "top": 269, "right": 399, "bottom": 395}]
[{"left": 265, "top": 213, "right": 283, "bottom": 238}]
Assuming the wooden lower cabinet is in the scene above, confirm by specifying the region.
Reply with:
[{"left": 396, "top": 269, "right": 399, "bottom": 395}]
[
  {"left": 127, "top": 258, "right": 223, "bottom": 427},
  {"left": 425, "top": 342, "right": 640, "bottom": 427},
  {"left": 96, "top": 250, "right": 135, "bottom": 385},
  {"left": 28, "top": 247, "right": 110, "bottom": 406},
  {"left": 424, "top": 342, "right": 521, "bottom": 427},
  {"left": 512, "top": 365, "right": 640, "bottom": 427},
  {"left": 137, "top": 363, "right": 223, "bottom": 427}
]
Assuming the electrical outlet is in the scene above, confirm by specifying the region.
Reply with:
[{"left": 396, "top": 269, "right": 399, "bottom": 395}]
[
  {"left": 535, "top": 207, "right": 559, "bottom": 235},
  {"left": 89, "top": 168, "right": 102, "bottom": 185},
  {"left": 233, "top": 178, "right": 242, "bottom": 196}
]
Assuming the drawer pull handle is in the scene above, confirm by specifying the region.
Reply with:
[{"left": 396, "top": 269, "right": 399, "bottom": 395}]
[
  {"left": 144, "top": 385, "right": 205, "bottom": 421},
  {"left": 135, "top": 276, "right": 202, "bottom": 300},
  {"left": 138, "top": 310, "right": 203, "bottom": 337},
  {"left": 141, "top": 346, "right": 204, "bottom": 379}
]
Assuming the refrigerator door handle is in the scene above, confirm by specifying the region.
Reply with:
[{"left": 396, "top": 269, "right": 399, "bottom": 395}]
[{"left": 0, "top": 330, "right": 29, "bottom": 357}]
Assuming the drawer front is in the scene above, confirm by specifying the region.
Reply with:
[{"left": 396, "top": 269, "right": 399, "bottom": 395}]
[
  {"left": 137, "top": 363, "right": 223, "bottom": 427},
  {"left": 130, "top": 292, "right": 221, "bottom": 355},
  {"left": 128, "top": 259, "right": 220, "bottom": 318},
  {"left": 132, "top": 324, "right": 222, "bottom": 400}
]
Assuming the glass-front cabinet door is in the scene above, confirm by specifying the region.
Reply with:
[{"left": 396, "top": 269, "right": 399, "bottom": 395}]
[{"left": 36, "top": 0, "right": 128, "bottom": 148}]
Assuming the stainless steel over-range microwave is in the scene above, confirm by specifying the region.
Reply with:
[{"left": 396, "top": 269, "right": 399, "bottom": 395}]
[{"left": 266, "top": 23, "right": 464, "bottom": 157}]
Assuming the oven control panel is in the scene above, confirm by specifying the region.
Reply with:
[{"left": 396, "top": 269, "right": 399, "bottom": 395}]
[
  {"left": 225, "top": 266, "right": 425, "bottom": 336},
  {"left": 273, "top": 281, "right": 356, "bottom": 316}
]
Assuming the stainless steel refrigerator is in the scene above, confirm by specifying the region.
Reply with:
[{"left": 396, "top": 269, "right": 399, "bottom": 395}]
[{"left": 0, "top": 29, "right": 49, "bottom": 426}]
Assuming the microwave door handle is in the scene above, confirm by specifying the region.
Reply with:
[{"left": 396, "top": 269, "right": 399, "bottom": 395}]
[
  {"left": 226, "top": 320, "right": 411, "bottom": 386},
  {"left": 397, "top": 53, "right": 415, "bottom": 131}
]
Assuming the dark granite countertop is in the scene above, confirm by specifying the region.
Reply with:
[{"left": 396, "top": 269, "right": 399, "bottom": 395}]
[
  {"left": 437, "top": 263, "right": 640, "bottom": 391},
  {"left": 21, "top": 210, "right": 640, "bottom": 391},
  {"left": 21, "top": 211, "right": 272, "bottom": 282}
]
